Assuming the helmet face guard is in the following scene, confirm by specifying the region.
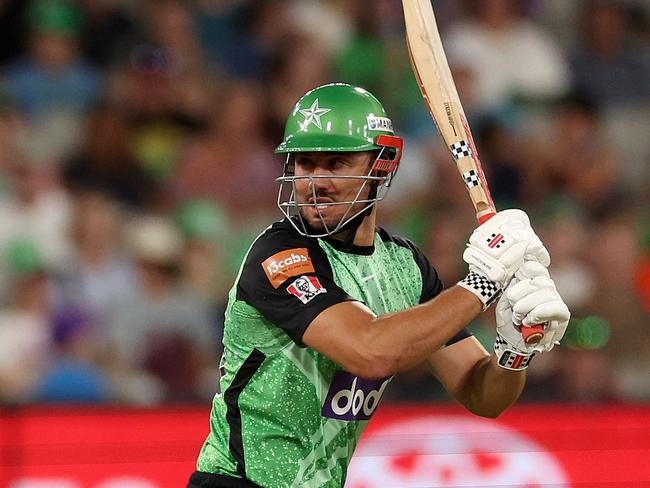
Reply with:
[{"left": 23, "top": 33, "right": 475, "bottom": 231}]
[
  {"left": 275, "top": 83, "right": 404, "bottom": 237},
  {"left": 276, "top": 134, "right": 403, "bottom": 237}
]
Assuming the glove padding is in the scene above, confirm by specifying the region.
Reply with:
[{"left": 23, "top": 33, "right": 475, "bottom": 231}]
[
  {"left": 505, "top": 267, "right": 570, "bottom": 353},
  {"left": 494, "top": 261, "right": 570, "bottom": 371},
  {"left": 463, "top": 209, "right": 550, "bottom": 288}
]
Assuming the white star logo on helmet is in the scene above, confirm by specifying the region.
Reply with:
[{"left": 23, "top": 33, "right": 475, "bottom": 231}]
[{"left": 299, "top": 99, "right": 331, "bottom": 130}]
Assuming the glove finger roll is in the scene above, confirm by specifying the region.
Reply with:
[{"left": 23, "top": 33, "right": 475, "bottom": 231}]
[
  {"left": 517, "top": 260, "right": 550, "bottom": 279},
  {"left": 511, "top": 288, "right": 558, "bottom": 323},
  {"left": 522, "top": 300, "right": 570, "bottom": 326},
  {"left": 525, "top": 237, "right": 551, "bottom": 267},
  {"left": 506, "top": 276, "right": 554, "bottom": 304}
]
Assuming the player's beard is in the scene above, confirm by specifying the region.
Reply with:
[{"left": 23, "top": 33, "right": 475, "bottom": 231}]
[
  {"left": 298, "top": 197, "right": 370, "bottom": 235},
  {"left": 299, "top": 202, "right": 341, "bottom": 232}
]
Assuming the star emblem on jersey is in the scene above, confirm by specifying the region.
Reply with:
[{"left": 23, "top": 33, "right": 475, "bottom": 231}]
[
  {"left": 450, "top": 140, "right": 472, "bottom": 160},
  {"left": 287, "top": 275, "right": 327, "bottom": 304},
  {"left": 299, "top": 99, "right": 331, "bottom": 130}
]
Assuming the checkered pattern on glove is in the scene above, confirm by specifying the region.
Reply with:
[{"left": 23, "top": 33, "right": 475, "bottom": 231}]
[{"left": 457, "top": 272, "right": 501, "bottom": 310}]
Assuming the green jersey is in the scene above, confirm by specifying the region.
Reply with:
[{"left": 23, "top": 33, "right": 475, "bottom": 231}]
[{"left": 192, "top": 219, "right": 469, "bottom": 488}]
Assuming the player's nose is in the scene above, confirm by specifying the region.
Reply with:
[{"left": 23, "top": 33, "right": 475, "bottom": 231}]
[{"left": 308, "top": 166, "right": 334, "bottom": 193}]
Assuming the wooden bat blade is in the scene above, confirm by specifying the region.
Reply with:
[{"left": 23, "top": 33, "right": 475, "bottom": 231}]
[
  {"left": 402, "top": 0, "right": 495, "bottom": 221},
  {"left": 402, "top": 0, "right": 543, "bottom": 345}
]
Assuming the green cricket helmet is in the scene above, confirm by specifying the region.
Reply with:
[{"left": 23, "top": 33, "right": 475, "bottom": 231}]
[{"left": 275, "top": 83, "right": 403, "bottom": 237}]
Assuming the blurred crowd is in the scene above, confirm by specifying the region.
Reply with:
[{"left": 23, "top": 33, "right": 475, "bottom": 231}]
[{"left": 0, "top": 0, "right": 647, "bottom": 406}]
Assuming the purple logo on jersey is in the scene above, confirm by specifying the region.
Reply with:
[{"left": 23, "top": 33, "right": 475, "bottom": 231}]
[{"left": 322, "top": 371, "right": 392, "bottom": 421}]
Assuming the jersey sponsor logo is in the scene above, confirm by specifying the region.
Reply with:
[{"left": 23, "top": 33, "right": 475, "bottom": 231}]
[
  {"left": 262, "top": 248, "right": 315, "bottom": 288},
  {"left": 367, "top": 115, "right": 393, "bottom": 133},
  {"left": 286, "top": 275, "right": 326, "bottom": 304},
  {"left": 322, "top": 371, "right": 392, "bottom": 421}
]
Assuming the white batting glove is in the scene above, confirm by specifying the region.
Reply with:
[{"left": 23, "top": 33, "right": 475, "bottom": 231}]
[
  {"left": 459, "top": 209, "right": 550, "bottom": 309},
  {"left": 507, "top": 268, "right": 570, "bottom": 352},
  {"left": 494, "top": 262, "right": 570, "bottom": 370}
]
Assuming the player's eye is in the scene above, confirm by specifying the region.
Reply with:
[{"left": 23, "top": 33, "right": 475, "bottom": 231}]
[
  {"left": 328, "top": 159, "right": 346, "bottom": 170},
  {"left": 295, "top": 158, "right": 314, "bottom": 171}
]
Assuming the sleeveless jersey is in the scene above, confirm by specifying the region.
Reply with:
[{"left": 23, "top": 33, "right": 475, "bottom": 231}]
[{"left": 195, "top": 219, "right": 470, "bottom": 487}]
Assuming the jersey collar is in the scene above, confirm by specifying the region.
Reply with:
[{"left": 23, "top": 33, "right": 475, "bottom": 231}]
[
  {"left": 287, "top": 217, "right": 376, "bottom": 255},
  {"left": 322, "top": 234, "right": 375, "bottom": 255}
]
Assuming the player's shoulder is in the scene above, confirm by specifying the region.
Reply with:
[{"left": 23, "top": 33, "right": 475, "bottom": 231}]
[
  {"left": 247, "top": 219, "right": 324, "bottom": 260},
  {"left": 241, "top": 219, "right": 329, "bottom": 287}
]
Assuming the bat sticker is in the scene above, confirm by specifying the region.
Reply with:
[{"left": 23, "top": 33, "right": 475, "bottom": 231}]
[
  {"left": 450, "top": 140, "right": 472, "bottom": 160},
  {"left": 463, "top": 169, "right": 480, "bottom": 188}
]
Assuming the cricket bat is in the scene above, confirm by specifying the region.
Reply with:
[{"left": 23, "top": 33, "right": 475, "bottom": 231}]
[{"left": 402, "top": 0, "right": 544, "bottom": 344}]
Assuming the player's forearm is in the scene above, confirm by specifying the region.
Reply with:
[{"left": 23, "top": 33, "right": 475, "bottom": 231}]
[
  {"left": 456, "top": 356, "right": 526, "bottom": 418},
  {"left": 366, "top": 285, "right": 482, "bottom": 376}
]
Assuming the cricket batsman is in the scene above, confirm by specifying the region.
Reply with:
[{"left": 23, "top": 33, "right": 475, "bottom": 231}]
[{"left": 188, "top": 83, "right": 569, "bottom": 487}]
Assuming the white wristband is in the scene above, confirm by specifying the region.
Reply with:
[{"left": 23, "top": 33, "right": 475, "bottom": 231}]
[
  {"left": 494, "top": 333, "right": 535, "bottom": 370},
  {"left": 458, "top": 272, "right": 501, "bottom": 310}
]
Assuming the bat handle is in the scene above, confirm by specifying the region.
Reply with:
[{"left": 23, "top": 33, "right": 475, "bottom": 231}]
[
  {"left": 520, "top": 324, "right": 544, "bottom": 345},
  {"left": 477, "top": 212, "right": 493, "bottom": 225},
  {"left": 478, "top": 211, "right": 544, "bottom": 346}
]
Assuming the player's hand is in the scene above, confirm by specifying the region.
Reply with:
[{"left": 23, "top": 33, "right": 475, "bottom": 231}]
[
  {"left": 464, "top": 209, "right": 550, "bottom": 287},
  {"left": 459, "top": 209, "right": 550, "bottom": 310},
  {"left": 494, "top": 262, "right": 570, "bottom": 370},
  {"left": 506, "top": 263, "right": 570, "bottom": 352}
]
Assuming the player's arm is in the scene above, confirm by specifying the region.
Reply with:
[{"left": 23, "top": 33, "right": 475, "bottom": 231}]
[
  {"left": 304, "top": 209, "right": 545, "bottom": 380},
  {"left": 427, "top": 337, "right": 525, "bottom": 418},
  {"left": 303, "top": 284, "right": 482, "bottom": 380},
  {"left": 427, "top": 262, "right": 570, "bottom": 418}
]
